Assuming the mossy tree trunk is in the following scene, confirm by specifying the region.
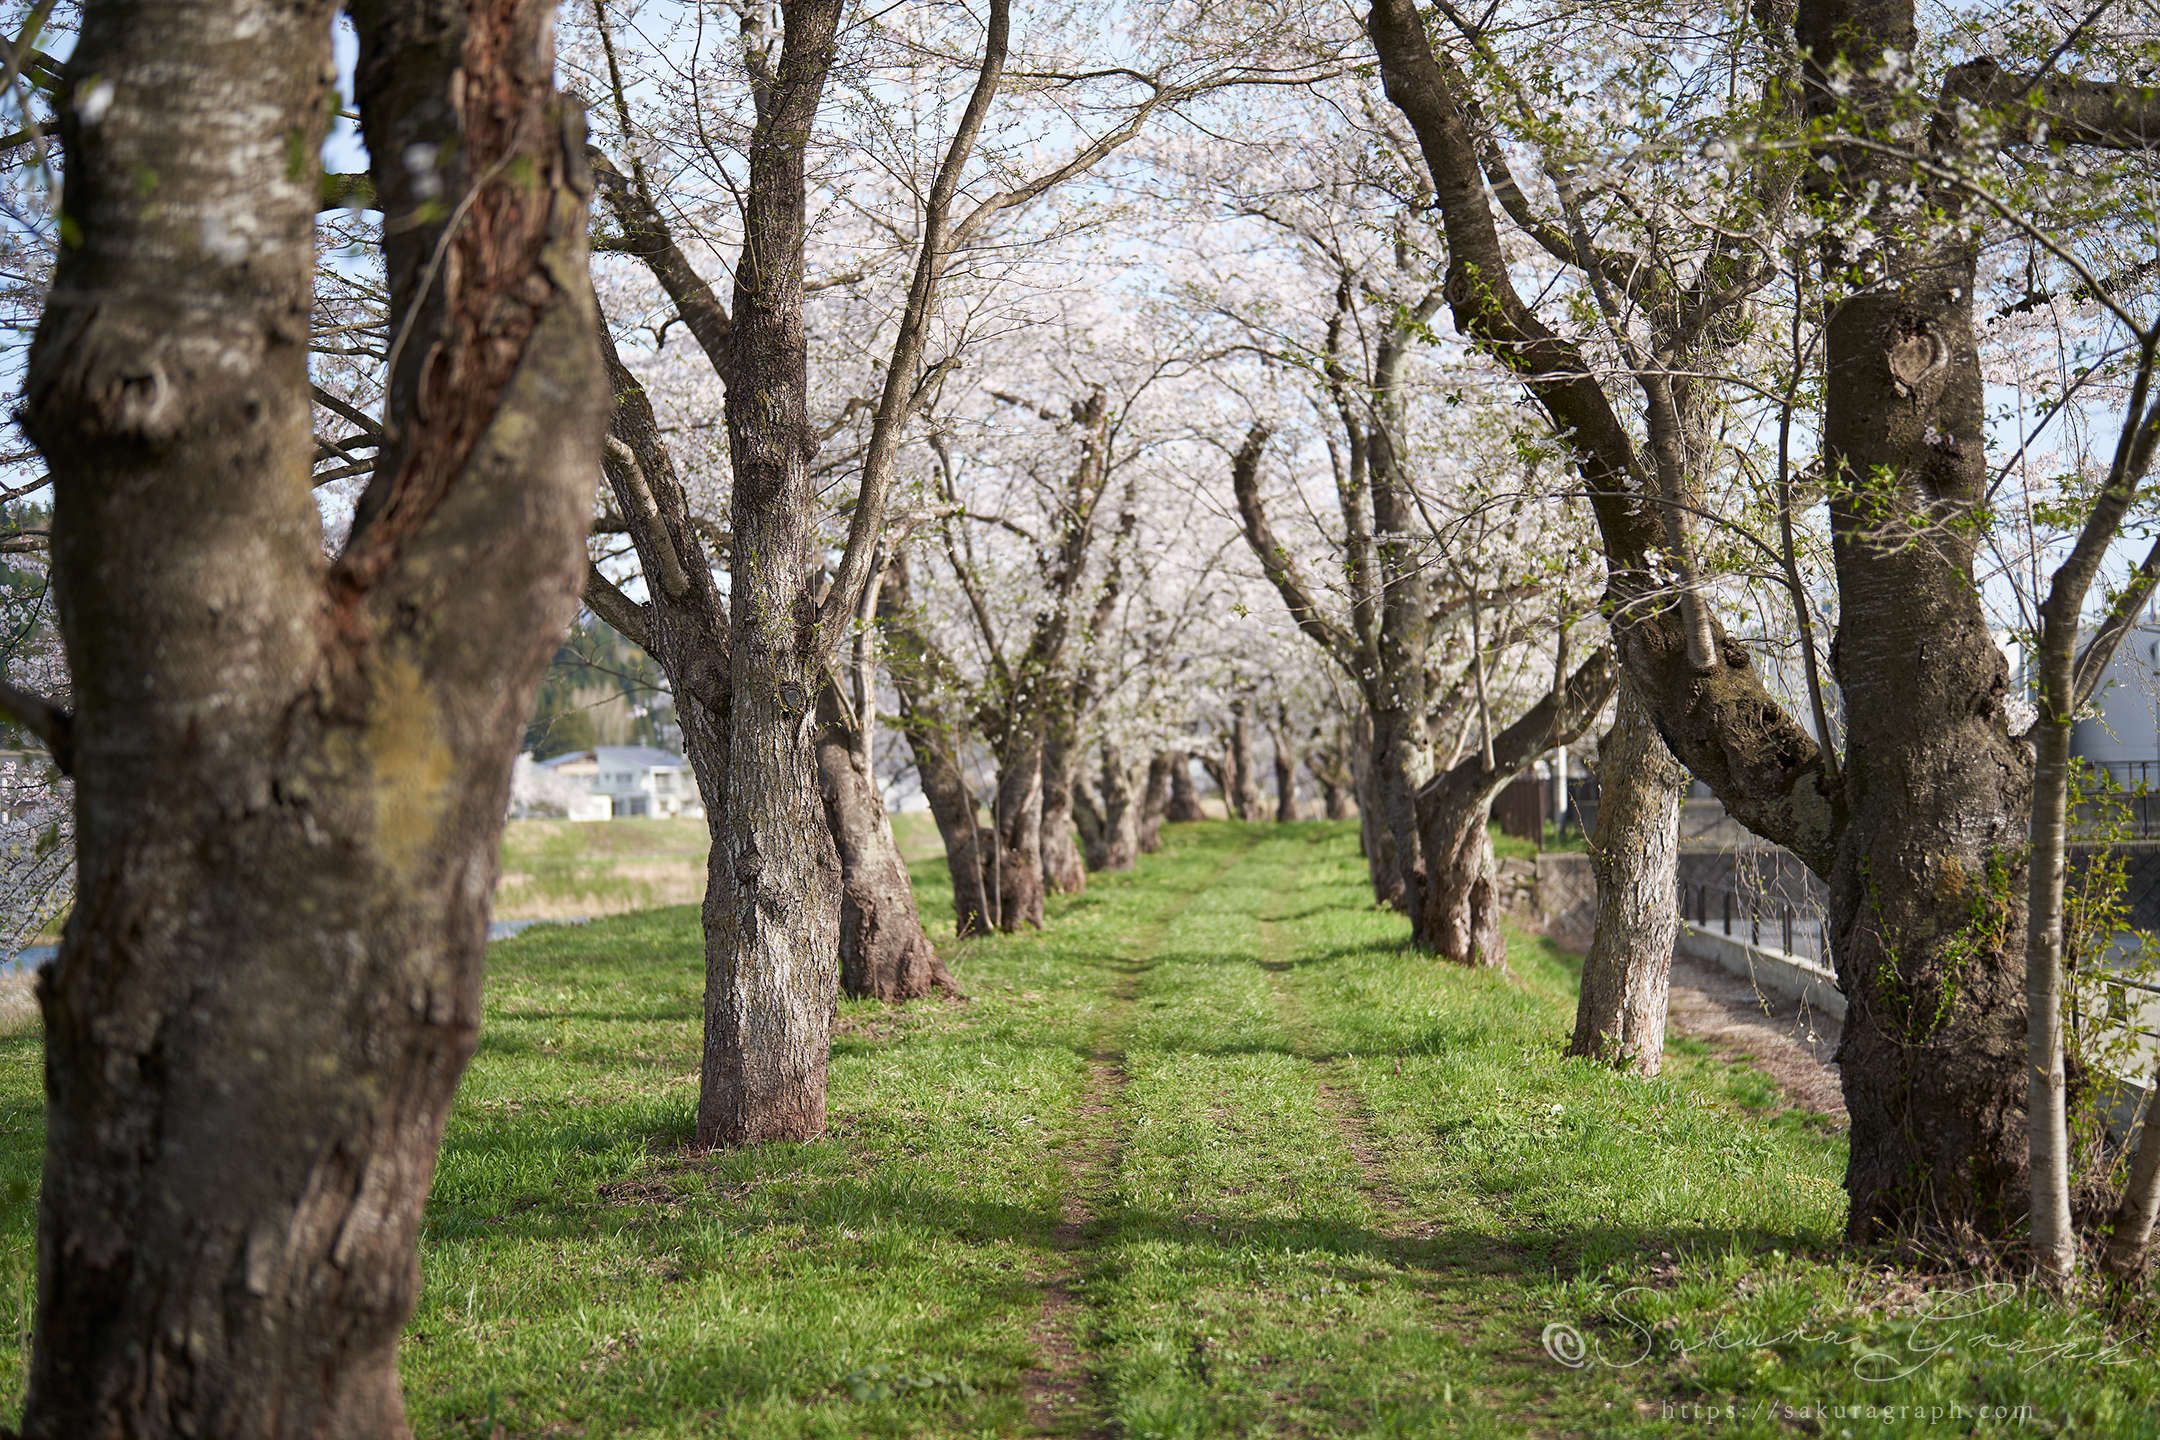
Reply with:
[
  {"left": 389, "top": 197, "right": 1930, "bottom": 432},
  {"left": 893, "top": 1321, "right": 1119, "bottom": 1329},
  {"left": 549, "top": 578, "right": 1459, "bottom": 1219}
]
[{"left": 16, "top": 0, "right": 605, "bottom": 1429}]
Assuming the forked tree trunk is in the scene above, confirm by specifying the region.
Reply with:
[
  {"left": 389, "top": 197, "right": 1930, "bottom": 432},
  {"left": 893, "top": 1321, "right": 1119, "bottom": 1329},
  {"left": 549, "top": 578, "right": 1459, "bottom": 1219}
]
[
  {"left": 17, "top": 0, "right": 605, "bottom": 1430},
  {"left": 1199, "top": 748, "right": 1235, "bottom": 816},
  {"left": 1415, "top": 651, "right": 1615, "bottom": 963},
  {"left": 1417, "top": 775, "right": 1513, "bottom": 967},
  {"left": 1367, "top": 0, "right": 2062, "bottom": 1241},
  {"left": 815, "top": 685, "right": 959, "bottom": 1002},
  {"left": 1569, "top": 686, "right": 1687, "bottom": 1076},
  {"left": 1167, "top": 750, "right": 1206, "bottom": 821},
  {"left": 1137, "top": 749, "right": 1175, "bottom": 852},
  {"left": 1093, "top": 739, "right": 1142, "bottom": 870},
  {"left": 1040, "top": 709, "right": 1087, "bottom": 893}
]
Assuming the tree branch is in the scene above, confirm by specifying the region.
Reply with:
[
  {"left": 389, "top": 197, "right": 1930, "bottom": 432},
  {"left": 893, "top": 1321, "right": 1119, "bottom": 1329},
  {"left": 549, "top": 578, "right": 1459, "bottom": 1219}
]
[
  {"left": 583, "top": 563, "right": 650, "bottom": 651},
  {"left": 0, "top": 679, "right": 70, "bottom": 775},
  {"left": 1228, "top": 422, "right": 1360, "bottom": 672},
  {"left": 586, "top": 146, "right": 734, "bottom": 373},
  {"left": 819, "top": 0, "right": 1010, "bottom": 648},
  {"left": 1952, "top": 58, "right": 2160, "bottom": 150}
]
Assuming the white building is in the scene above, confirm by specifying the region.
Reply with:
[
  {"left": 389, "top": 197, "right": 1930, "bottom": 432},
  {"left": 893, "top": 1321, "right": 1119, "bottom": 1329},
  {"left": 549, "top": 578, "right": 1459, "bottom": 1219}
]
[
  {"left": 2071, "top": 613, "right": 2160, "bottom": 794},
  {"left": 538, "top": 745, "right": 704, "bottom": 820}
]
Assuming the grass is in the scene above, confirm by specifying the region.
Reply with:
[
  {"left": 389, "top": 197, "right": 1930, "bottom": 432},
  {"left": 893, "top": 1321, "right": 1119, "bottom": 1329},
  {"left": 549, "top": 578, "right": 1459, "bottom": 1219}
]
[
  {"left": 495, "top": 813, "right": 947, "bottom": 919},
  {"left": 1, "top": 821, "right": 2157, "bottom": 1436},
  {"left": 1488, "top": 821, "right": 1590, "bottom": 862}
]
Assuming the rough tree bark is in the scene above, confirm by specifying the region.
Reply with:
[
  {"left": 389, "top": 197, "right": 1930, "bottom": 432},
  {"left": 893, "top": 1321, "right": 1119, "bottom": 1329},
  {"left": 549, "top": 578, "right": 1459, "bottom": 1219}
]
[
  {"left": 814, "top": 683, "right": 960, "bottom": 1001},
  {"left": 1416, "top": 651, "right": 1616, "bottom": 965},
  {"left": 1090, "top": 739, "right": 1142, "bottom": 870},
  {"left": 1369, "top": 428, "right": 1434, "bottom": 930},
  {"left": 588, "top": 0, "right": 1012, "bottom": 1139},
  {"left": 586, "top": 316, "right": 950, "bottom": 1011},
  {"left": 692, "top": 0, "right": 852, "bottom": 1146},
  {"left": 1040, "top": 703, "right": 1087, "bottom": 893},
  {"left": 1366, "top": 0, "right": 2068, "bottom": 1238},
  {"left": 1167, "top": 750, "right": 1206, "bottom": 821},
  {"left": 1138, "top": 749, "right": 1176, "bottom": 851},
  {"left": 1271, "top": 703, "right": 1300, "bottom": 822},
  {"left": 881, "top": 551, "right": 993, "bottom": 935},
  {"left": 1569, "top": 685, "right": 1688, "bottom": 1075},
  {"left": 16, "top": 0, "right": 605, "bottom": 1430},
  {"left": 990, "top": 743, "right": 1048, "bottom": 929}
]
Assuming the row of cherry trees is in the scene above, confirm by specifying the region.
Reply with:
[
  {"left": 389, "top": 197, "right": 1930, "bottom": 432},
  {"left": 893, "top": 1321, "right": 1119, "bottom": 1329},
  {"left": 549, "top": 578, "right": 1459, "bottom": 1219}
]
[{"left": 10, "top": 0, "right": 2160, "bottom": 1428}]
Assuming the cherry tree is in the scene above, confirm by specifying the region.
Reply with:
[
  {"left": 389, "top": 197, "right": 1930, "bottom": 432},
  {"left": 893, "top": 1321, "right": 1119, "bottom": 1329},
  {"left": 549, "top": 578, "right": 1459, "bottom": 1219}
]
[{"left": 8, "top": 1, "right": 607, "bottom": 1430}]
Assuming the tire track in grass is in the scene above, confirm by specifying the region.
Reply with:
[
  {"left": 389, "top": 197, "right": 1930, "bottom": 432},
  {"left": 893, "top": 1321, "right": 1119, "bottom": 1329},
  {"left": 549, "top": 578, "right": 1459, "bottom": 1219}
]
[
  {"left": 1252, "top": 844, "right": 1588, "bottom": 1438},
  {"left": 1021, "top": 828, "right": 1267, "bottom": 1437},
  {"left": 1094, "top": 831, "right": 1470, "bottom": 1438},
  {"left": 1251, "top": 857, "right": 1422, "bottom": 1243}
]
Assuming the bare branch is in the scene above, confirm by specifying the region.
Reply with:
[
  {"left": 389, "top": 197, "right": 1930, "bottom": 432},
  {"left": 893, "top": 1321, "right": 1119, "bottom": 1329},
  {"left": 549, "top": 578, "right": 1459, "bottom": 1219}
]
[
  {"left": 582, "top": 563, "right": 650, "bottom": 651},
  {"left": 0, "top": 679, "right": 70, "bottom": 775},
  {"left": 819, "top": 0, "right": 1010, "bottom": 648}
]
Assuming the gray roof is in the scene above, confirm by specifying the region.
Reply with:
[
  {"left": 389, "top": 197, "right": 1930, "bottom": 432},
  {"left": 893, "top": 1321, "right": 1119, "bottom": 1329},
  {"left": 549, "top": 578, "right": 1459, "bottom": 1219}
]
[{"left": 538, "top": 746, "right": 688, "bottom": 770}]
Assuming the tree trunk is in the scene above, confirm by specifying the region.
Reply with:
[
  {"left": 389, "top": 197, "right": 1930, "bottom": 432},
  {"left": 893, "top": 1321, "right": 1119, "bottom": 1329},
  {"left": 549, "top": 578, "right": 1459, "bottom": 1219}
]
[
  {"left": 701, "top": 0, "right": 848, "bottom": 1148},
  {"left": 18, "top": 1, "right": 604, "bottom": 1430},
  {"left": 1138, "top": 749, "right": 1175, "bottom": 852},
  {"left": 1167, "top": 749, "right": 1206, "bottom": 821},
  {"left": 2103, "top": 1071, "right": 2160, "bottom": 1277},
  {"left": 1792, "top": 1, "right": 2034, "bottom": 1243},
  {"left": 1418, "top": 780, "right": 1511, "bottom": 967},
  {"left": 1272, "top": 710, "right": 1301, "bottom": 822},
  {"left": 1369, "top": 704, "right": 1423, "bottom": 916},
  {"left": 910, "top": 732, "right": 992, "bottom": 936},
  {"left": 1368, "top": 0, "right": 2045, "bottom": 1242},
  {"left": 815, "top": 685, "right": 959, "bottom": 1002},
  {"left": 1040, "top": 706, "right": 1087, "bottom": 893},
  {"left": 1354, "top": 710, "right": 1396, "bottom": 897},
  {"left": 1230, "top": 698, "right": 1268, "bottom": 820},
  {"left": 2024, "top": 661, "right": 2078, "bottom": 1275},
  {"left": 880, "top": 552, "right": 992, "bottom": 936},
  {"left": 1570, "top": 686, "right": 1687, "bottom": 1076},
  {"left": 992, "top": 742, "right": 1047, "bottom": 930},
  {"left": 1320, "top": 774, "right": 1350, "bottom": 820},
  {"left": 1072, "top": 774, "right": 1108, "bottom": 868},
  {"left": 1093, "top": 739, "right": 1142, "bottom": 870},
  {"left": 1416, "top": 651, "right": 1616, "bottom": 964}
]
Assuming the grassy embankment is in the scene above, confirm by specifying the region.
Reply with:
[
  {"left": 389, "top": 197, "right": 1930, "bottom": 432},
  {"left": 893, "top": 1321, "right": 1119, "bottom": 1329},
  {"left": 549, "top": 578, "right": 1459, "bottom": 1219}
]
[
  {"left": 0, "top": 821, "right": 2155, "bottom": 1436},
  {"left": 492, "top": 813, "right": 945, "bottom": 920}
]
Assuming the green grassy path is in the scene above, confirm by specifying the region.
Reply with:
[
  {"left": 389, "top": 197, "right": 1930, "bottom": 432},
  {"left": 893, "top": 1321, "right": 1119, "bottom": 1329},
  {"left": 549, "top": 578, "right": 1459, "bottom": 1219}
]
[{"left": 2, "top": 822, "right": 2157, "bottom": 1436}]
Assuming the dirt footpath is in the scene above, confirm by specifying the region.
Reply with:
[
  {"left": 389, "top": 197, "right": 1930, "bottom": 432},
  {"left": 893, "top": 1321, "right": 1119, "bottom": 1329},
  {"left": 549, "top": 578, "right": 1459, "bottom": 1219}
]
[{"left": 1665, "top": 946, "right": 1846, "bottom": 1123}]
